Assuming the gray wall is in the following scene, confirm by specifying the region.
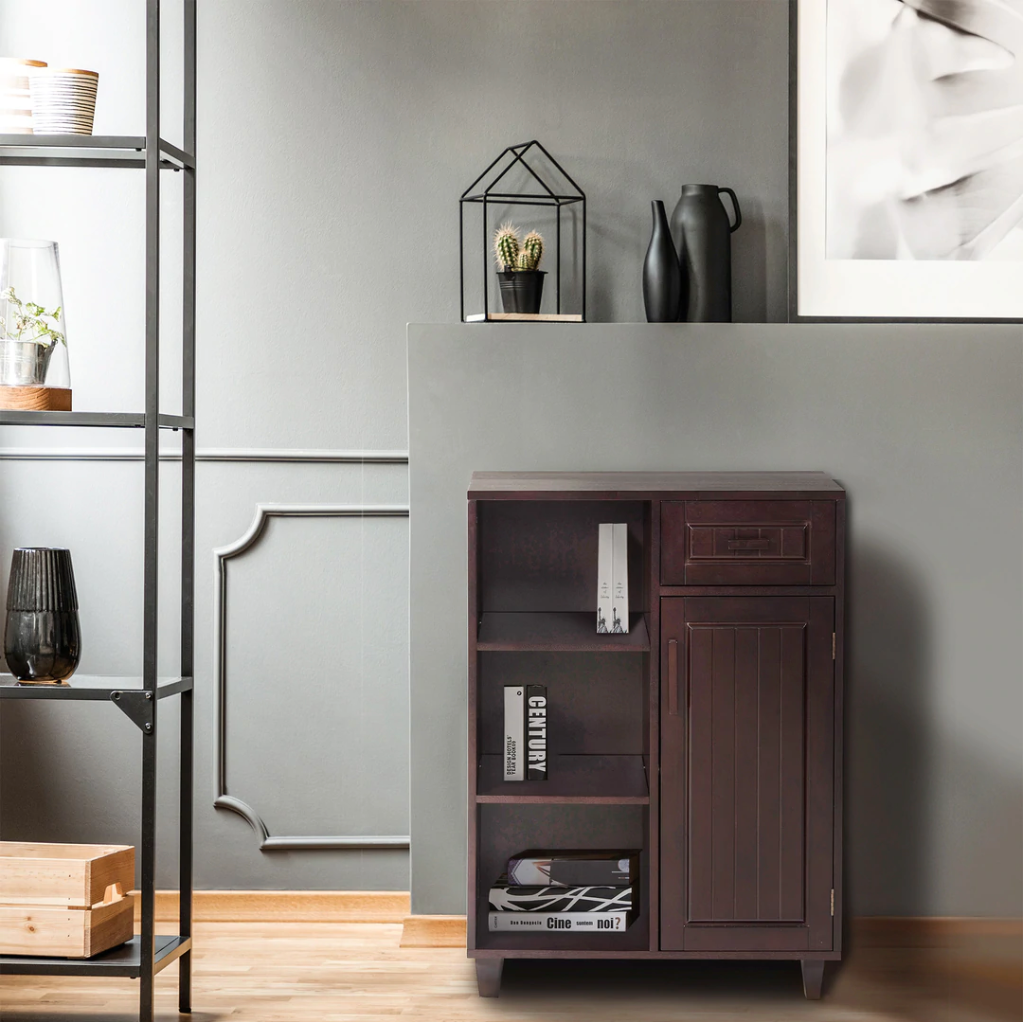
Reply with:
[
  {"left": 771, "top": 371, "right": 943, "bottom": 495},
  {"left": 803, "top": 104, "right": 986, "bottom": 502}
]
[
  {"left": 408, "top": 323, "right": 1022, "bottom": 918},
  {"left": 1, "top": 0, "right": 791, "bottom": 891}
]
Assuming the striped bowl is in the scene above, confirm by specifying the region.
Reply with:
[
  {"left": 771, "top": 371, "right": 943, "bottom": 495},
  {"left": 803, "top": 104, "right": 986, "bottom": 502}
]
[{"left": 29, "top": 67, "right": 99, "bottom": 135}]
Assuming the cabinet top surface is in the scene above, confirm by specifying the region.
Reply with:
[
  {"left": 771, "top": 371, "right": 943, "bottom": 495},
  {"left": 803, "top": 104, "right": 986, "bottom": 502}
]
[{"left": 468, "top": 471, "right": 844, "bottom": 499}]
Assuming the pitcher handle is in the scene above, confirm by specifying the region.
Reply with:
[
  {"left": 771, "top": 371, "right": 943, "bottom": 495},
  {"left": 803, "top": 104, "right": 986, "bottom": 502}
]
[{"left": 718, "top": 187, "right": 742, "bottom": 233}]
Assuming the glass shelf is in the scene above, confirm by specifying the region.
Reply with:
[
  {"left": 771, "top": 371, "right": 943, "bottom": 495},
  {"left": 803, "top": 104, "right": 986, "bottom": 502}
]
[
  {"left": 0, "top": 675, "right": 193, "bottom": 701},
  {"left": 0, "top": 935, "right": 190, "bottom": 977},
  {"left": 0, "top": 134, "right": 194, "bottom": 171},
  {"left": 0, "top": 411, "right": 193, "bottom": 429},
  {"left": 477, "top": 612, "right": 650, "bottom": 652}
]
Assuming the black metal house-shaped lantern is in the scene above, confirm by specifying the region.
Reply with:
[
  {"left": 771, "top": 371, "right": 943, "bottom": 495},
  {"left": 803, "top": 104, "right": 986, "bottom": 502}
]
[{"left": 460, "top": 140, "right": 586, "bottom": 323}]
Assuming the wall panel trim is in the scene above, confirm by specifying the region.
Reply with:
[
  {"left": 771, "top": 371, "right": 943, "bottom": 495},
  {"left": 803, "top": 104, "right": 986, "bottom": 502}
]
[
  {"left": 0, "top": 447, "right": 409, "bottom": 463},
  {"left": 214, "top": 503, "right": 411, "bottom": 851}
]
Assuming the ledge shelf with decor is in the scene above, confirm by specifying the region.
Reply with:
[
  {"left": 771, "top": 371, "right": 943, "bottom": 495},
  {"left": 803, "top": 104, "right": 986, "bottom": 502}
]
[
  {"left": 0, "top": 4, "right": 196, "bottom": 1021},
  {"left": 467, "top": 472, "right": 845, "bottom": 1001}
]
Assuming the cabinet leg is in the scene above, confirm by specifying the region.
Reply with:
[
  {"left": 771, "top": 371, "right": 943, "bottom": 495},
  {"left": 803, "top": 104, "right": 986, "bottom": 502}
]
[
  {"left": 801, "top": 959, "right": 825, "bottom": 1000},
  {"left": 475, "top": 957, "right": 503, "bottom": 997}
]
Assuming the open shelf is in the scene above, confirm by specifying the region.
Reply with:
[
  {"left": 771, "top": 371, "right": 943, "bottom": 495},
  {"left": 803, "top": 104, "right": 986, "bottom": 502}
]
[
  {"left": 0, "top": 935, "right": 190, "bottom": 978},
  {"left": 477, "top": 754, "right": 649, "bottom": 804},
  {"left": 477, "top": 612, "right": 649, "bottom": 652},
  {"left": 0, "top": 410, "right": 194, "bottom": 429},
  {"left": 0, "top": 675, "right": 193, "bottom": 701},
  {"left": 0, "top": 134, "right": 194, "bottom": 171}
]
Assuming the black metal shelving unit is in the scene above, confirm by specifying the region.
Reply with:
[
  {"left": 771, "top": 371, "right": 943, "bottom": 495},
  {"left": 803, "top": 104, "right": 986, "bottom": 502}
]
[{"left": 0, "top": 4, "right": 196, "bottom": 1020}]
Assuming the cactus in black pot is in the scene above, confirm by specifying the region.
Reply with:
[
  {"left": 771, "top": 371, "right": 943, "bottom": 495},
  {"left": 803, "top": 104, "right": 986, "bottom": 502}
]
[{"left": 494, "top": 223, "right": 546, "bottom": 314}]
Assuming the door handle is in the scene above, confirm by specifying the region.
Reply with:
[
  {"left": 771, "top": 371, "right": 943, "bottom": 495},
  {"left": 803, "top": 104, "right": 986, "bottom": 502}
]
[
  {"left": 726, "top": 538, "right": 770, "bottom": 550},
  {"left": 668, "top": 638, "right": 679, "bottom": 716}
]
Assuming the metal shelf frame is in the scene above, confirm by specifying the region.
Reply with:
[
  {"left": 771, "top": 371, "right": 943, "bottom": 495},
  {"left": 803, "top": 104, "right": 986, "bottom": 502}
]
[{"left": 0, "top": 3, "right": 196, "bottom": 1020}]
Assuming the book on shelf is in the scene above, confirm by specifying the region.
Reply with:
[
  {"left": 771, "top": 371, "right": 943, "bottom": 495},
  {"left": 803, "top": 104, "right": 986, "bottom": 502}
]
[
  {"left": 596, "top": 523, "right": 613, "bottom": 633},
  {"left": 504, "top": 684, "right": 547, "bottom": 782},
  {"left": 488, "top": 874, "right": 633, "bottom": 913},
  {"left": 488, "top": 909, "right": 635, "bottom": 932},
  {"left": 525, "top": 684, "right": 546, "bottom": 780},
  {"left": 503, "top": 685, "right": 525, "bottom": 781},
  {"left": 611, "top": 522, "right": 628, "bottom": 634},
  {"left": 506, "top": 850, "right": 639, "bottom": 887}
]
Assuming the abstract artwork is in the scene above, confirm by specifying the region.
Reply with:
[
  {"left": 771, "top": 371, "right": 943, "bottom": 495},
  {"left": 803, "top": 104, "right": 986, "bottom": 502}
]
[{"left": 791, "top": 0, "right": 1023, "bottom": 319}]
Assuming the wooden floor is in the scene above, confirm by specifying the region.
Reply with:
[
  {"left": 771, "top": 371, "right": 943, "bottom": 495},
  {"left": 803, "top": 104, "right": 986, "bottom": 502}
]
[{"left": 1, "top": 922, "right": 1018, "bottom": 1022}]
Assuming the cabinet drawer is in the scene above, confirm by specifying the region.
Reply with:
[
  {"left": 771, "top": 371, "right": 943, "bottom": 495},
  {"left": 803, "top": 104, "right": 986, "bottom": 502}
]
[{"left": 661, "top": 500, "right": 835, "bottom": 585}]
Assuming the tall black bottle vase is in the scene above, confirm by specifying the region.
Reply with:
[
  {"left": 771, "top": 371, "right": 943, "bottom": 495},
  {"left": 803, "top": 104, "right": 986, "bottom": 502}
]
[
  {"left": 642, "top": 200, "right": 682, "bottom": 323},
  {"left": 3, "top": 547, "right": 81, "bottom": 683}
]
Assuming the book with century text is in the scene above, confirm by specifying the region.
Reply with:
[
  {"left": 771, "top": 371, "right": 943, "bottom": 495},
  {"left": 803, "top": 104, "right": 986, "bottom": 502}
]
[{"left": 525, "top": 684, "right": 547, "bottom": 780}]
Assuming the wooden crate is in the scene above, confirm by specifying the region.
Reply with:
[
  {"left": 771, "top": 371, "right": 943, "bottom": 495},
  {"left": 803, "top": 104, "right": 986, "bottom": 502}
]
[{"left": 0, "top": 841, "right": 135, "bottom": 957}]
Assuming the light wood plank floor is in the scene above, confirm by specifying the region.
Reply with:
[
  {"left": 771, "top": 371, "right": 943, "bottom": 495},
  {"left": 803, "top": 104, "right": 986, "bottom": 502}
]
[{"left": 1, "top": 923, "right": 1018, "bottom": 1022}]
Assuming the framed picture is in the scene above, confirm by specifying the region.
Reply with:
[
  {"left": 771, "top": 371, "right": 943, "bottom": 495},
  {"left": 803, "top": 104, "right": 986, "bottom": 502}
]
[{"left": 789, "top": 0, "right": 1023, "bottom": 322}]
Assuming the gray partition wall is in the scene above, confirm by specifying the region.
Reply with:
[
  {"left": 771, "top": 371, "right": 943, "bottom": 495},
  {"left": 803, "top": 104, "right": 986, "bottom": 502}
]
[
  {"left": 1, "top": 0, "right": 791, "bottom": 890},
  {"left": 407, "top": 323, "right": 1022, "bottom": 918}
]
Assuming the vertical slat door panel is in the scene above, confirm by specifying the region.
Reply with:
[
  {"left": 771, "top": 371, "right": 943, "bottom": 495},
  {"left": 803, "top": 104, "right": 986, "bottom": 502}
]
[
  {"left": 660, "top": 596, "right": 834, "bottom": 952},
  {"left": 732, "top": 626, "right": 760, "bottom": 922}
]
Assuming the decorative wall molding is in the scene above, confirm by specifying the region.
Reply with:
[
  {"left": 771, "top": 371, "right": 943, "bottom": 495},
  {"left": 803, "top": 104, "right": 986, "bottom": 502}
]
[
  {"left": 0, "top": 447, "right": 409, "bottom": 463},
  {"left": 214, "top": 503, "right": 411, "bottom": 851}
]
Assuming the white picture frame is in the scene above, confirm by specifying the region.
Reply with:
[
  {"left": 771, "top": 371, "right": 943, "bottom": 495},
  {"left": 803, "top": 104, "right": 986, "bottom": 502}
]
[{"left": 789, "top": 0, "right": 1023, "bottom": 322}]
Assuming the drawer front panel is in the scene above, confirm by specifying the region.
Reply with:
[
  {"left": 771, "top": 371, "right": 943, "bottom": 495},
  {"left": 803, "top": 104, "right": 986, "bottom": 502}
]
[{"left": 661, "top": 500, "right": 835, "bottom": 585}]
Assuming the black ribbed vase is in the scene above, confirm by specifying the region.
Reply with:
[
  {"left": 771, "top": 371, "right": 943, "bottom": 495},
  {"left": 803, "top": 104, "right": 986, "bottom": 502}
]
[
  {"left": 642, "top": 200, "right": 682, "bottom": 323},
  {"left": 4, "top": 548, "right": 81, "bottom": 683}
]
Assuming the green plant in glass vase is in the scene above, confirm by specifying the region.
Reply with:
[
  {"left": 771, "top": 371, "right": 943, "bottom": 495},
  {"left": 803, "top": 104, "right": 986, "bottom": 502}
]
[{"left": 0, "top": 285, "right": 65, "bottom": 388}]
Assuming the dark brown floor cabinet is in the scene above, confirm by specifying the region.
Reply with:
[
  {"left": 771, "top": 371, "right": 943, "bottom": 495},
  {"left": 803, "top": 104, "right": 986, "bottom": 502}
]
[{"left": 468, "top": 472, "right": 845, "bottom": 1000}]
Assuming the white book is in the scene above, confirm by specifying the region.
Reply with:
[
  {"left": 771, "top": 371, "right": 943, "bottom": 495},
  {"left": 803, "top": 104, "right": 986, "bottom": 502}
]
[
  {"left": 597, "top": 523, "right": 613, "bottom": 634},
  {"left": 611, "top": 523, "right": 629, "bottom": 634},
  {"left": 503, "top": 685, "right": 525, "bottom": 781},
  {"left": 489, "top": 910, "right": 633, "bottom": 932}
]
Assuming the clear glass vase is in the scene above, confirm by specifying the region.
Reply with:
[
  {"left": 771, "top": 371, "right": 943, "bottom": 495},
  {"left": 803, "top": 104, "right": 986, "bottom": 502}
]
[{"left": 0, "top": 239, "right": 71, "bottom": 410}]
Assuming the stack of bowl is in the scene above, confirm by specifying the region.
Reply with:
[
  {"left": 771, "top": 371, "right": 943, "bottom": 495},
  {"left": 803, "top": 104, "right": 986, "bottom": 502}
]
[
  {"left": 29, "top": 68, "right": 99, "bottom": 134},
  {"left": 0, "top": 58, "right": 47, "bottom": 134}
]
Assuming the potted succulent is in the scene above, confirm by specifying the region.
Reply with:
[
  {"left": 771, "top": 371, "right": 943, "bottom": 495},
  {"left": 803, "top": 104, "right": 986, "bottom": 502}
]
[
  {"left": 494, "top": 223, "right": 546, "bottom": 315},
  {"left": 0, "top": 284, "right": 65, "bottom": 389}
]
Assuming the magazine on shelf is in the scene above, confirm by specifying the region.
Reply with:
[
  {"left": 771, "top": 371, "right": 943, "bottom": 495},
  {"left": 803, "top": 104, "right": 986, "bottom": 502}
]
[
  {"left": 488, "top": 874, "right": 633, "bottom": 913},
  {"left": 506, "top": 851, "right": 639, "bottom": 887}
]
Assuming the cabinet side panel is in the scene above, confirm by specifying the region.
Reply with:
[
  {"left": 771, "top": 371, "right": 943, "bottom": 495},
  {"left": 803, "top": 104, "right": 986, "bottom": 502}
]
[{"left": 468, "top": 500, "right": 479, "bottom": 951}]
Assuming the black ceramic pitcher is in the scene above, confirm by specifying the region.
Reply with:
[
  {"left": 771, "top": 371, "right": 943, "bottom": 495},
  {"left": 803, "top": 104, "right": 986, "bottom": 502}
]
[{"left": 670, "top": 184, "right": 742, "bottom": 322}]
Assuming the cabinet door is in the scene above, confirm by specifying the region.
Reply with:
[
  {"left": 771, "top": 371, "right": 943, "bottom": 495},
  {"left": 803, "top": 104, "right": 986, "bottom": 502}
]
[{"left": 660, "top": 597, "right": 834, "bottom": 952}]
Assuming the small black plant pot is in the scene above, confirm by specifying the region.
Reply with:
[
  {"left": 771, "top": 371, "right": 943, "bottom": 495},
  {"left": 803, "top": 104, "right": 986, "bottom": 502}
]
[
  {"left": 498, "top": 270, "right": 546, "bottom": 315},
  {"left": 4, "top": 548, "right": 81, "bottom": 683}
]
